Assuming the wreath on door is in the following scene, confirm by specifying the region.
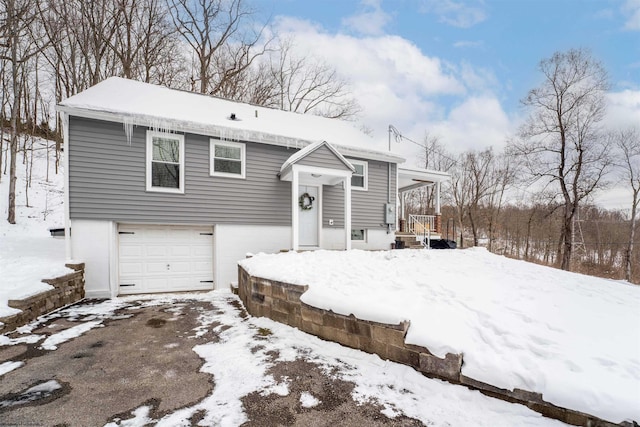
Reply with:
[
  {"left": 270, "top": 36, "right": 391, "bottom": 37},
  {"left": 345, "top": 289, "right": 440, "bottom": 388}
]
[{"left": 299, "top": 192, "right": 315, "bottom": 210}]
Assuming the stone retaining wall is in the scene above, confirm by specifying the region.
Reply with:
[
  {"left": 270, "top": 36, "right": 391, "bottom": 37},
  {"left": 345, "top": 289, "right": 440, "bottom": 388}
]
[
  {"left": 0, "top": 263, "right": 85, "bottom": 333},
  {"left": 238, "top": 265, "right": 625, "bottom": 427}
]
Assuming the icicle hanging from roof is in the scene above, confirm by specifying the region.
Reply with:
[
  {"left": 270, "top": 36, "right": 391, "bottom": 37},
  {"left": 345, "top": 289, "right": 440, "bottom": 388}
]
[{"left": 122, "top": 118, "right": 135, "bottom": 145}]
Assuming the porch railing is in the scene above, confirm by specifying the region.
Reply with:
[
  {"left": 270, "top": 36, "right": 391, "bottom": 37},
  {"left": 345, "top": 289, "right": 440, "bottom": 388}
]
[{"left": 408, "top": 215, "right": 436, "bottom": 246}]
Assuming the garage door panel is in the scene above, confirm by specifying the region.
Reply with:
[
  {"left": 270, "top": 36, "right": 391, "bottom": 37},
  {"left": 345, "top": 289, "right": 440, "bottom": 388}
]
[
  {"left": 193, "top": 261, "right": 213, "bottom": 273},
  {"left": 192, "top": 246, "right": 213, "bottom": 257},
  {"left": 145, "top": 277, "right": 169, "bottom": 289},
  {"left": 119, "top": 262, "right": 143, "bottom": 275},
  {"left": 146, "top": 244, "right": 171, "bottom": 257},
  {"left": 167, "top": 262, "right": 190, "bottom": 273},
  {"left": 119, "top": 245, "right": 143, "bottom": 257},
  {"left": 145, "top": 262, "right": 170, "bottom": 274},
  {"left": 170, "top": 245, "right": 192, "bottom": 257},
  {"left": 118, "top": 224, "right": 214, "bottom": 295}
]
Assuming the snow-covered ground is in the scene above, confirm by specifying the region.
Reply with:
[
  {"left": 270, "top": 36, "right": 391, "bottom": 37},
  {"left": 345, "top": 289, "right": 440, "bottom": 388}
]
[
  {"left": 0, "top": 138, "right": 69, "bottom": 317},
  {"left": 240, "top": 249, "right": 640, "bottom": 424},
  {"left": 1, "top": 135, "right": 637, "bottom": 423},
  {"left": 2, "top": 292, "right": 566, "bottom": 426}
]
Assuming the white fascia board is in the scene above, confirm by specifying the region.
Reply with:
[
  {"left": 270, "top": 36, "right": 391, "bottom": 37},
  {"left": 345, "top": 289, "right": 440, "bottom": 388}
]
[
  {"left": 56, "top": 105, "right": 405, "bottom": 164},
  {"left": 399, "top": 166, "right": 451, "bottom": 181}
]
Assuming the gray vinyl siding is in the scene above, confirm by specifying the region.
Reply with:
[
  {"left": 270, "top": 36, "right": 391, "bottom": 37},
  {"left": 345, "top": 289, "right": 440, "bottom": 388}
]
[
  {"left": 323, "top": 160, "right": 396, "bottom": 229},
  {"left": 69, "top": 117, "right": 293, "bottom": 225},
  {"left": 68, "top": 116, "right": 397, "bottom": 228},
  {"left": 297, "top": 145, "right": 352, "bottom": 171}
]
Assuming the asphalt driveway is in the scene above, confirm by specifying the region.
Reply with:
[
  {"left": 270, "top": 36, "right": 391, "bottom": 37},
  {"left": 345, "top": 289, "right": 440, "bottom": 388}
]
[
  {"left": 0, "top": 292, "right": 565, "bottom": 427},
  {"left": 0, "top": 293, "right": 422, "bottom": 426}
]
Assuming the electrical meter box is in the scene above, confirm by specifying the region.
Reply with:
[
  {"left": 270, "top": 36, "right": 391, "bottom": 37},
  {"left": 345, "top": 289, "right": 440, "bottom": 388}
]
[{"left": 384, "top": 203, "right": 396, "bottom": 225}]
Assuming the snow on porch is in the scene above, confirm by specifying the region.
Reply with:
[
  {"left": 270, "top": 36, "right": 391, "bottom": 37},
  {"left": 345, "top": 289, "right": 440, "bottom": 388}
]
[{"left": 239, "top": 248, "right": 640, "bottom": 424}]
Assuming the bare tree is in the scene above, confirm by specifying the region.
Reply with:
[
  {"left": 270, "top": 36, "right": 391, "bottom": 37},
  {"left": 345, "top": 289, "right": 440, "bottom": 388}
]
[
  {"left": 267, "top": 40, "right": 360, "bottom": 119},
  {"left": 485, "top": 151, "right": 517, "bottom": 251},
  {"left": 0, "top": 0, "right": 47, "bottom": 224},
  {"left": 167, "top": 0, "right": 266, "bottom": 95},
  {"left": 512, "top": 48, "right": 611, "bottom": 270},
  {"left": 449, "top": 149, "right": 495, "bottom": 246},
  {"left": 108, "top": 0, "right": 183, "bottom": 84},
  {"left": 613, "top": 128, "right": 640, "bottom": 282},
  {"left": 404, "top": 132, "right": 455, "bottom": 215}
]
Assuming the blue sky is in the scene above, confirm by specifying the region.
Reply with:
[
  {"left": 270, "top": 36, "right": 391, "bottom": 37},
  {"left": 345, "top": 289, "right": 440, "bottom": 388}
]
[
  {"left": 259, "top": 0, "right": 639, "bottom": 207},
  {"left": 267, "top": 0, "right": 639, "bottom": 106}
]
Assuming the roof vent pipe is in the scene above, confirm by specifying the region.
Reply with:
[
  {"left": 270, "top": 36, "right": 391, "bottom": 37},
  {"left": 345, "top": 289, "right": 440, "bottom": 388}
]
[{"left": 230, "top": 113, "right": 236, "bottom": 120}]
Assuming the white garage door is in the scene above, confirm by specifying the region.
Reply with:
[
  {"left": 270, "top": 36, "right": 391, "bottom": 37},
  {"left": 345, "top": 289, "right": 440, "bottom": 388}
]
[{"left": 118, "top": 224, "right": 214, "bottom": 294}]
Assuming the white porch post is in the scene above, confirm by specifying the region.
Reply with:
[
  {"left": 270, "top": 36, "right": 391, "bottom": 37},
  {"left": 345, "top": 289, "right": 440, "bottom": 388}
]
[
  {"left": 435, "top": 181, "right": 441, "bottom": 215},
  {"left": 292, "top": 167, "right": 299, "bottom": 250},
  {"left": 344, "top": 177, "right": 351, "bottom": 250}
]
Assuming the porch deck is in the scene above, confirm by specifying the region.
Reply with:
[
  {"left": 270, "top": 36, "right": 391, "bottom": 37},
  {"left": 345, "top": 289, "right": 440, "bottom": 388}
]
[
  {"left": 395, "top": 214, "right": 441, "bottom": 249},
  {"left": 394, "top": 231, "right": 442, "bottom": 249}
]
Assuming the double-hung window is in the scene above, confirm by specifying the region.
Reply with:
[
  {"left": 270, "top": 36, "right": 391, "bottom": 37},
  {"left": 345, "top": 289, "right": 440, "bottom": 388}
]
[
  {"left": 146, "top": 131, "right": 184, "bottom": 193},
  {"left": 349, "top": 159, "right": 368, "bottom": 191},
  {"left": 210, "top": 139, "right": 245, "bottom": 179}
]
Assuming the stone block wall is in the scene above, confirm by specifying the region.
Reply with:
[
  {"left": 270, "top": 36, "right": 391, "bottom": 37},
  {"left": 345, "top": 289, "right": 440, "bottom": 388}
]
[
  {"left": 0, "top": 263, "right": 85, "bottom": 333},
  {"left": 238, "top": 265, "right": 624, "bottom": 427}
]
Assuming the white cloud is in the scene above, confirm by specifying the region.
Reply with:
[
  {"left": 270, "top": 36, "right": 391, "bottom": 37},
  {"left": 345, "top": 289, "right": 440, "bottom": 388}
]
[
  {"left": 426, "top": 96, "right": 511, "bottom": 152},
  {"left": 622, "top": 0, "right": 640, "bottom": 30},
  {"left": 457, "top": 61, "right": 499, "bottom": 92},
  {"left": 419, "top": 0, "right": 487, "bottom": 28},
  {"left": 273, "top": 17, "right": 465, "bottom": 95},
  {"left": 342, "top": 0, "right": 392, "bottom": 35},
  {"left": 605, "top": 90, "right": 640, "bottom": 130},
  {"left": 271, "top": 16, "right": 511, "bottom": 156}
]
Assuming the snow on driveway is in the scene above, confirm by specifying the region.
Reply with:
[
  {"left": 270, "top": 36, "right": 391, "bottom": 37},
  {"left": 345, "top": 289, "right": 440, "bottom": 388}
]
[
  {"left": 1, "top": 292, "right": 566, "bottom": 426},
  {"left": 239, "top": 249, "right": 640, "bottom": 424}
]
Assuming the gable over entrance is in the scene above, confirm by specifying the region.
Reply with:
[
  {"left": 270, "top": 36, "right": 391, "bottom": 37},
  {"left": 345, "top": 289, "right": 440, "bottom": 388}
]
[{"left": 279, "top": 141, "right": 355, "bottom": 251}]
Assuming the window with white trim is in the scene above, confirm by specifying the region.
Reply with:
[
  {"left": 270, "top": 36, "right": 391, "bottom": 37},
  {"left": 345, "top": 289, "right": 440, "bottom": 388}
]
[
  {"left": 210, "top": 139, "right": 245, "bottom": 178},
  {"left": 349, "top": 159, "right": 368, "bottom": 190},
  {"left": 146, "top": 131, "right": 184, "bottom": 193},
  {"left": 351, "top": 229, "right": 366, "bottom": 241}
]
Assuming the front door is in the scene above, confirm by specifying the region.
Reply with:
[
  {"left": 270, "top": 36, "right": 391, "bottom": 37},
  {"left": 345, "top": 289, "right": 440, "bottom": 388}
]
[{"left": 299, "top": 185, "right": 319, "bottom": 247}]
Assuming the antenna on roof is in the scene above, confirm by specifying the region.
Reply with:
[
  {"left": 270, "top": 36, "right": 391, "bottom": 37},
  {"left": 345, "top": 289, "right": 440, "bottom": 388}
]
[{"left": 388, "top": 125, "right": 402, "bottom": 151}]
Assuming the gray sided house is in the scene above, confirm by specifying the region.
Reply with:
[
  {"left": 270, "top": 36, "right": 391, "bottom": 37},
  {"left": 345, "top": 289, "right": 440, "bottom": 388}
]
[{"left": 58, "top": 77, "right": 447, "bottom": 298}]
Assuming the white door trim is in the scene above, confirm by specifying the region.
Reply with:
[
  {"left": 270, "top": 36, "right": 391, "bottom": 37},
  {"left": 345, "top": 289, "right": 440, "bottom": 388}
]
[{"left": 290, "top": 164, "right": 351, "bottom": 251}]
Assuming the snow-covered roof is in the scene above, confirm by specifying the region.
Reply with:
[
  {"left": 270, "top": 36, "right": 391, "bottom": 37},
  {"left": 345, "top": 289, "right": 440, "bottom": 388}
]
[{"left": 58, "top": 77, "right": 404, "bottom": 164}]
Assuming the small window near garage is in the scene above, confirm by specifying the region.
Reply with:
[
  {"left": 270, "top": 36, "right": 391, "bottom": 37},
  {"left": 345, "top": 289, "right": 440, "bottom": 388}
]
[
  {"left": 351, "top": 229, "right": 366, "bottom": 241},
  {"left": 146, "top": 131, "right": 184, "bottom": 193},
  {"left": 210, "top": 139, "right": 245, "bottom": 179},
  {"left": 349, "top": 160, "right": 368, "bottom": 191}
]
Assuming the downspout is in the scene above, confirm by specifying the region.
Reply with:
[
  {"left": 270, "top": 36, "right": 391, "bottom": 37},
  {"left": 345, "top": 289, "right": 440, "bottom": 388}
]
[
  {"left": 62, "top": 112, "right": 72, "bottom": 261},
  {"left": 387, "top": 127, "right": 392, "bottom": 234},
  {"left": 387, "top": 126, "right": 392, "bottom": 204}
]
